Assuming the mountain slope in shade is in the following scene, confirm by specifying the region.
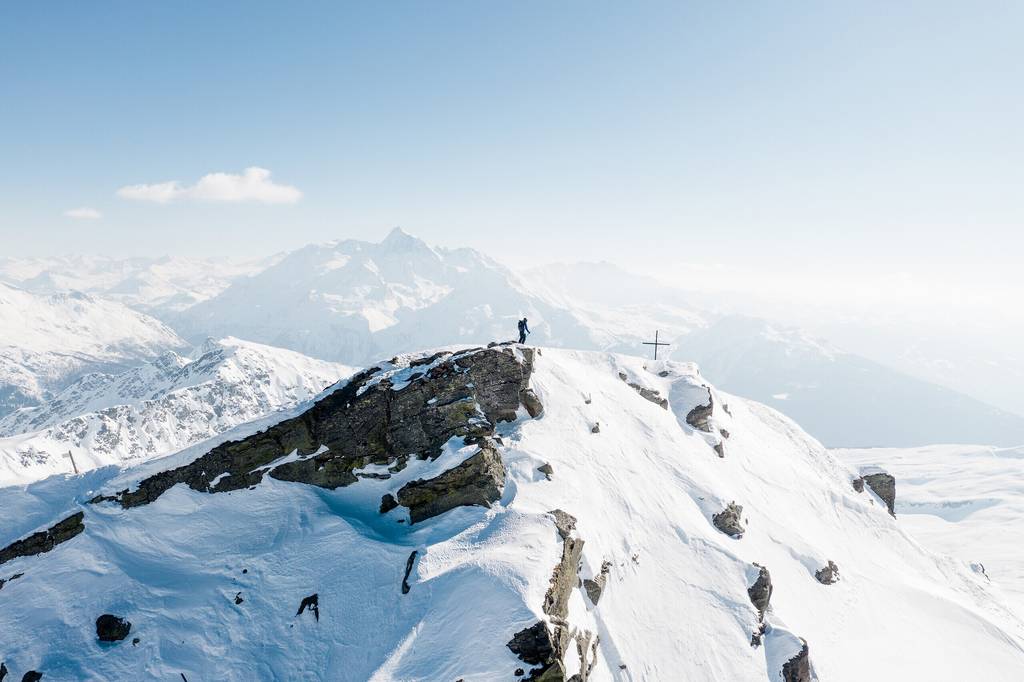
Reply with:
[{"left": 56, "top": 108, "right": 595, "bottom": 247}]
[
  {"left": 0, "top": 283, "right": 188, "bottom": 416},
  {"left": 0, "top": 346, "right": 1020, "bottom": 680},
  {"left": 0, "top": 338, "right": 353, "bottom": 485},
  {"left": 170, "top": 227, "right": 598, "bottom": 365}
]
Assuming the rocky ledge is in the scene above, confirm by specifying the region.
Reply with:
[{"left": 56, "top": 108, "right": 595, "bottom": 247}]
[{"left": 92, "top": 346, "right": 537, "bottom": 509}]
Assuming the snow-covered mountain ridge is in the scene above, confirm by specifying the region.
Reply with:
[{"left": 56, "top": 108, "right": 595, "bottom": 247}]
[
  {"left": 0, "top": 338, "right": 353, "bottom": 486},
  {"left": 0, "top": 345, "right": 1020, "bottom": 680}
]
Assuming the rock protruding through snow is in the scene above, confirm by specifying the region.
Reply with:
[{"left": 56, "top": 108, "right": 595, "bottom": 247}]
[
  {"left": 0, "top": 512, "right": 85, "bottom": 566},
  {"left": 396, "top": 438, "right": 505, "bottom": 524},
  {"left": 95, "top": 614, "right": 132, "bottom": 643},
  {"left": 712, "top": 502, "right": 745, "bottom": 538},
  {"left": 863, "top": 472, "right": 897, "bottom": 516}
]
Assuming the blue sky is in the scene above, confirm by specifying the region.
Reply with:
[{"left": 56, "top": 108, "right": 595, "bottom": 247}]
[{"left": 1, "top": 1, "right": 1021, "bottom": 281}]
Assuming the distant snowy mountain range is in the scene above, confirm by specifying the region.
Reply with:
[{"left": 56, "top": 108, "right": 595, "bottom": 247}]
[
  {"left": 0, "top": 337, "right": 352, "bottom": 485},
  {"left": 3, "top": 228, "right": 1023, "bottom": 447}
]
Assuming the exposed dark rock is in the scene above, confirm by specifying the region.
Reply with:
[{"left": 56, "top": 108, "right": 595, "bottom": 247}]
[
  {"left": 21, "top": 673, "right": 42, "bottom": 682},
  {"left": 132, "top": 638, "right": 140, "bottom": 646},
  {"left": 521, "top": 388, "right": 544, "bottom": 418},
  {"left": 0, "top": 512, "right": 85, "bottom": 566},
  {"left": 685, "top": 388, "right": 714, "bottom": 432},
  {"left": 863, "top": 472, "right": 896, "bottom": 516},
  {"left": 627, "top": 382, "right": 668, "bottom": 409},
  {"left": 0, "top": 572, "right": 23, "bottom": 591},
  {"left": 545, "top": 533, "right": 585, "bottom": 620},
  {"left": 852, "top": 477, "right": 865, "bottom": 493},
  {"left": 296, "top": 593, "right": 319, "bottom": 621},
  {"left": 781, "top": 641, "right": 812, "bottom": 682},
  {"left": 234, "top": 592, "right": 244, "bottom": 604},
  {"left": 583, "top": 561, "right": 613, "bottom": 605},
  {"left": 379, "top": 493, "right": 398, "bottom": 514},
  {"left": 712, "top": 502, "right": 745, "bottom": 538},
  {"left": 815, "top": 560, "right": 840, "bottom": 585},
  {"left": 402, "top": 551, "right": 417, "bottom": 594},
  {"left": 547, "top": 510, "right": 577, "bottom": 542},
  {"left": 91, "top": 347, "right": 535, "bottom": 509},
  {"left": 590, "top": 423, "right": 600, "bottom": 434},
  {"left": 538, "top": 463, "right": 554, "bottom": 480},
  {"left": 0, "top": 662, "right": 6, "bottom": 681},
  {"left": 515, "top": 668, "right": 525, "bottom": 677},
  {"left": 96, "top": 614, "right": 132, "bottom": 642},
  {"left": 508, "top": 622, "right": 556, "bottom": 666},
  {"left": 713, "top": 441, "right": 725, "bottom": 458},
  {"left": 747, "top": 565, "right": 772, "bottom": 620},
  {"left": 396, "top": 439, "right": 505, "bottom": 524},
  {"left": 750, "top": 623, "right": 766, "bottom": 648},
  {"left": 719, "top": 428, "right": 730, "bottom": 439}
]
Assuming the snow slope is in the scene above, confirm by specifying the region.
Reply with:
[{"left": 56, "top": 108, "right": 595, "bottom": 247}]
[
  {"left": 0, "top": 254, "right": 271, "bottom": 314},
  {"left": 0, "top": 338, "right": 353, "bottom": 485},
  {"left": 0, "top": 283, "right": 188, "bottom": 416},
  {"left": 836, "top": 444, "right": 1024, "bottom": 615},
  {"left": 0, "top": 347, "right": 1020, "bottom": 681}
]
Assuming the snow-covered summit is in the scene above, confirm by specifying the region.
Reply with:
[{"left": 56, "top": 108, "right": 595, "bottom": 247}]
[
  {"left": 0, "top": 337, "right": 354, "bottom": 485},
  {"left": 0, "top": 345, "right": 1020, "bottom": 680}
]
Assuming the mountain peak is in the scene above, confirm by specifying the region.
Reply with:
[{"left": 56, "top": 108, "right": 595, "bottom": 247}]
[{"left": 381, "top": 226, "right": 427, "bottom": 250}]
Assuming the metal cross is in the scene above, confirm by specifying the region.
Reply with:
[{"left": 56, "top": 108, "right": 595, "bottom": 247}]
[
  {"left": 63, "top": 451, "right": 79, "bottom": 475},
  {"left": 642, "top": 330, "right": 671, "bottom": 360}
]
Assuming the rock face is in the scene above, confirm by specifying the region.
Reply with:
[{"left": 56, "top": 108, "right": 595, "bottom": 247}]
[
  {"left": 91, "top": 347, "right": 535, "bottom": 509},
  {"left": 583, "top": 561, "right": 613, "bottom": 605},
  {"left": 712, "top": 502, "right": 745, "bottom": 538},
  {"left": 396, "top": 439, "right": 505, "bottom": 524},
  {"left": 815, "top": 560, "right": 840, "bottom": 585},
  {"left": 0, "top": 512, "right": 85, "bottom": 566},
  {"left": 863, "top": 472, "right": 897, "bottom": 516},
  {"left": 747, "top": 565, "right": 772, "bottom": 620},
  {"left": 781, "top": 641, "right": 812, "bottom": 682},
  {"left": 95, "top": 614, "right": 132, "bottom": 642},
  {"left": 685, "top": 388, "right": 714, "bottom": 432},
  {"left": 521, "top": 389, "right": 544, "bottom": 418},
  {"left": 618, "top": 373, "right": 669, "bottom": 410}
]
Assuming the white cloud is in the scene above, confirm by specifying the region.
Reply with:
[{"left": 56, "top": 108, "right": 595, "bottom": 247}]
[
  {"left": 64, "top": 207, "right": 102, "bottom": 220},
  {"left": 116, "top": 167, "right": 302, "bottom": 204}
]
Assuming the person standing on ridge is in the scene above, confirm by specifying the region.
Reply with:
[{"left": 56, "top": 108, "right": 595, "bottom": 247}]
[{"left": 518, "top": 317, "right": 530, "bottom": 344}]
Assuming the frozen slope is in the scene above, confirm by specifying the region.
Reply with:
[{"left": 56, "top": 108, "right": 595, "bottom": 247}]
[
  {"left": 836, "top": 444, "right": 1024, "bottom": 615},
  {"left": 0, "top": 347, "right": 1021, "bottom": 681},
  {"left": 0, "top": 283, "right": 188, "bottom": 416},
  {"left": 0, "top": 338, "right": 353, "bottom": 485}
]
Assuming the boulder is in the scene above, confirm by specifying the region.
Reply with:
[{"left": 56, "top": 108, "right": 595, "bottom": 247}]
[
  {"left": 96, "top": 614, "right": 132, "bottom": 642},
  {"left": 747, "top": 565, "right": 772, "bottom": 620},
  {"left": 712, "top": 502, "right": 745, "bottom": 538},
  {"left": 852, "top": 477, "right": 865, "bottom": 493},
  {"left": 378, "top": 493, "right": 398, "bottom": 514},
  {"left": 591, "top": 423, "right": 600, "bottom": 434},
  {"left": 397, "top": 440, "right": 505, "bottom": 524},
  {"left": 538, "top": 463, "right": 554, "bottom": 480},
  {"left": 521, "top": 389, "right": 545, "bottom": 418},
  {"left": 583, "top": 561, "right": 613, "bottom": 605},
  {"left": 0, "top": 512, "right": 85, "bottom": 566},
  {"left": 713, "top": 442, "right": 725, "bottom": 458},
  {"left": 781, "top": 641, "right": 812, "bottom": 682},
  {"left": 296, "top": 593, "right": 319, "bottom": 621},
  {"left": 863, "top": 472, "right": 897, "bottom": 516},
  {"left": 815, "top": 560, "right": 840, "bottom": 585},
  {"left": 685, "top": 388, "right": 714, "bottom": 432},
  {"left": 21, "top": 673, "right": 42, "bottom": 682}
]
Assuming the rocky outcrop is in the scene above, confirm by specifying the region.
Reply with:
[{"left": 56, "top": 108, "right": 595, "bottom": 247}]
[
  {"left": 618, "top": 373, "right": 668, "bottom": 410},
  {"left": 685, "top": 388, "right": 714, "bottom": 432},
  {"left": 863, "top": 472, "right": 896, "bottom": 516},
  {"left": 396, "top": 439, "right": 505, "bottom": 524},
  {"left": 521, "top": 389, "right": 544, "bottom": 418},
  {"left": 296, "top": 594, "right": 319, "bottom": 621},
  {"left": 0, "top": 662, "right": 6, "bottom": 681},
  {"left": 21, "top": 672, "right": 42, "bottom": 682},
  {"left": 713, "top": 441, "right": 725, "bottom": 458},
  {"left": 781, "top": 641, "right": 812, "bottom": 682},
  {"left": 852, "top": 477, "right": 865, "bottom": 493},
  {"left": 95, "top": 614, "right": 132, "bottom": 642},
  {"left": 507, "top": 622, "right": 563, "bottom": 680},
  {"left": 91, "top": 347, "right": 535, "bottom": 509},
  {"left": 538, "top": 463, "right": 554, "bottom": 480},
  {"left": 583, "top": 561, "right": 612, "bottom": 605},
  {"left": 0, "top": 512, "right": 85, "bottom": 566},
  {"left": 747, "top": 565, "right": 772, "bottom": 620},
  {"left": 378, "top": 493, "right": 398, "bottom": 514},
  {"left": 712, "top": 502, "right": 745, "bottom": 538},
  {"left": 402, "top": 551, "right": 417, "bottom": 594},
  {"left": 815, "top": 560, "right": 840, "bottom": 585},
  {"left": 544, "top": 526, "right": 584, "bottom": 620},
  {"left": 0, "top": 572, "right": 23, "bottom": 591}
]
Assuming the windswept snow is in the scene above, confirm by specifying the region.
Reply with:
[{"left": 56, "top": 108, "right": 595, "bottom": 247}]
[
  {"left": 0, "top": 348, "right": 1021, "bottom": 680},
  {"left": 0, "top": 338, "right": 354, "bottom": 485}
]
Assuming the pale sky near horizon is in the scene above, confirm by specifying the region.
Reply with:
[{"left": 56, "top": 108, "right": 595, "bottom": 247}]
[{"left": 2, "top": 2, "right": 1022, "bottom": 301}]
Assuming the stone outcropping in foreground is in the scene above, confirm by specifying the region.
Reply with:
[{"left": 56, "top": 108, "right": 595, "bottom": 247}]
[
  {"left": 862, "top": 472, "right": 897, "bottom": 516},
  {"left": 712, "top": 502, "right": 745, "bottom": 537},
  {"left": 92, "top": 347, "right": 536, "bottom": 509},
  {"left": 0, "top": 512, "right": 85, "bottom": 566},
  {"left": 397, "top": 439, "right": 505, "bottom": 524}
]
